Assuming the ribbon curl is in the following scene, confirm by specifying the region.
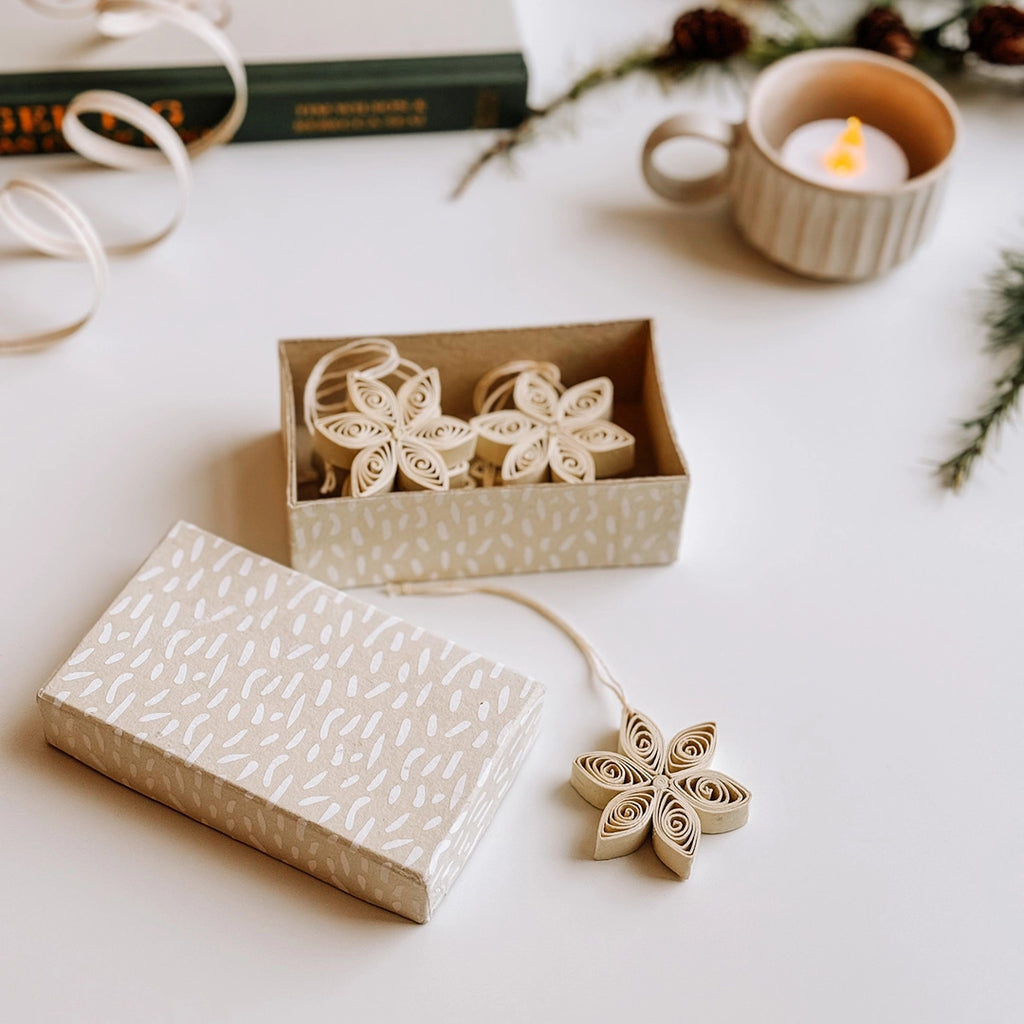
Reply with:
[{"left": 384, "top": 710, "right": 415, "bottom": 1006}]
[{"left": 1, "top": 0, "right": 247, "bottom": 353}]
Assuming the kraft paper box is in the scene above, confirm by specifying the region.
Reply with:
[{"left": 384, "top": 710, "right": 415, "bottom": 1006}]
[
  {"left": 280, "top": 319, "right": 690, "bottom": 588},
  {"left": 36, "top": 522, "right": 544, "bottom": 923}
]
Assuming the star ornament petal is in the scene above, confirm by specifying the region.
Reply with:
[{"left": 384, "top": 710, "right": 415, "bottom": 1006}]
[
  {"left": 571, "top": 709, "right": 750, "bottom": 880},
  {"left": 472, "top": 371, "right": 636, "bottom": 486},
  {"left": 311, "top": 368, "right": 477, "bottom": 496}
]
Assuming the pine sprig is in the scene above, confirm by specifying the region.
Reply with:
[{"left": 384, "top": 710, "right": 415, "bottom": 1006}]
[
  {"left": 937, "top": 250, "right": 1024, "bottom": 490},
  {"left": 451, "top": 48, "right": 698, "bottom": 199}
]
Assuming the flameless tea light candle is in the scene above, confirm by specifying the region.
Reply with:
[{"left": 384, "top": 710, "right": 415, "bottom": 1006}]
[
  {"left": 641, "top": 49, "right": 959, "bottom": 280},
  {"left": 778, "top": 115, "right": 909, "bottom": 190}
]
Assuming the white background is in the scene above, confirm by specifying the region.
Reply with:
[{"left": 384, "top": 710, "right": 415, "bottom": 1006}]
[{"left": 2, "top": 2, "right": 1023, "bottom": 1021}]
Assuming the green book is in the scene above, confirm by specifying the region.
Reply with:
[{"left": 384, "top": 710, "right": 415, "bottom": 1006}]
[{"left": 0, "top": 0, "right": 528, "bottom": 156}]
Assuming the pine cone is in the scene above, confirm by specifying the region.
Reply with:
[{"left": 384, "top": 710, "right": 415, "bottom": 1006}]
[
  {"left": 670, "top": 8, "right": 751, "bottom": 62},
  {"left": 969, "top": 5, "right": 1024, "bottom": 65},
  {"left": 854, "top": 7, "right": 917, "bottom": 62}
]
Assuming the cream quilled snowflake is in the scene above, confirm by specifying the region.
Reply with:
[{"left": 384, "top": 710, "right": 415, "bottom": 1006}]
[
  {"left": 311, "top": 369, "right": 476, "bottom": 497},
  {"left": 572, "top": 709, "right": 751, "bottom": 879},
  {"left": 471, "top": 370, "right": 636, "bottom": 485}
]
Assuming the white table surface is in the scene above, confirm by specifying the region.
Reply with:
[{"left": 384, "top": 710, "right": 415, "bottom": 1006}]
[{"left": 3, "top": 2, "right": 1023, "bottom": 1021}]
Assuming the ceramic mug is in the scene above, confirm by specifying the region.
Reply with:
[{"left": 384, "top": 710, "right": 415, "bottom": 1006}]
[{"left": 641, "top": 49, "right": 959, "bottom": 281}]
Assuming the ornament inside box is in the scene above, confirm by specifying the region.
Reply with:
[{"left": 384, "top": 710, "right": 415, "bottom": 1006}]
[{"left": 279, "top": 320, "right": 690, "bottom": 588}]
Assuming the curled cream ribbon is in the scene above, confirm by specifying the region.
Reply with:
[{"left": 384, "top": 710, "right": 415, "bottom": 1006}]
[
  {"left": 0, "top": 0, "right": 247, "bottom": 353},
  {"left": 0, "top": 179, "right": 109, "bottom": 350}
]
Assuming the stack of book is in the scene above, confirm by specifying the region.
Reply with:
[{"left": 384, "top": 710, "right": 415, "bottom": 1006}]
[{"left": 0, "top": 0, "right": 528, "bottom": 156}]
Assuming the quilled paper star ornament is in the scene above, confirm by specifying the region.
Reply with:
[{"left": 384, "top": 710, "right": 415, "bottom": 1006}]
[
  {"left": 471, "top": 368, "right": 636, "bottom": 485},
  {"left": 572, "top": 708, "right": 751, "bottom": 879},
  {"left": 311, "top": 368, "right": 476, "bottom": 497}
]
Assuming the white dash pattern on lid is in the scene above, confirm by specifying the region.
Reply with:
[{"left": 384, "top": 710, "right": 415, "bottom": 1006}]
[{"left": 37, "top": 522, "right": 544, "bottom": 923}]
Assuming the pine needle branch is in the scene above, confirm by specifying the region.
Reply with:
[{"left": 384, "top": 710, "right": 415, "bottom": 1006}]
[
  {"left": 937, "top": 250, "right": 1024, "bottom": 490},
  {"left": 450, "top": 48, "right": 687, "bottom": 200}
]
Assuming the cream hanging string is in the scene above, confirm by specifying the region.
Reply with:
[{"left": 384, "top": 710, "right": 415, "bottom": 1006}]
[
  {"left": 389, "top": 580, "right": 751, "bottom": 881},
  {"left": 388, "top": 580, "right": 630, "bottom": 711},
  {"left": 0, "top": 0, "right": 248, "bottom": 353}
]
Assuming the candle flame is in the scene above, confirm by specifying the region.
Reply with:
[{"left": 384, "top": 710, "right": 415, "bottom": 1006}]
[{"left": 823, "top": 116, "right": 866, "bottom": 178}]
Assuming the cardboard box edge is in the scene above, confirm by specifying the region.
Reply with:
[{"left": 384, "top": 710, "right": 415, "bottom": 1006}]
[
  {"left": 37, "top": 687, "right": 433, "bottom": 922},
  {"left": 424, "top": 682, "right": 545, "bottom": 917}
]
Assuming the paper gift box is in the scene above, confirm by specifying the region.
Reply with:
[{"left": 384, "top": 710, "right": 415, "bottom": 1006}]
[
  {"left": 280, "top": 319, "right": 690, "bottom": 588},
  {"left": 36, "top": 522, "right": 544, "bottom": 923}
]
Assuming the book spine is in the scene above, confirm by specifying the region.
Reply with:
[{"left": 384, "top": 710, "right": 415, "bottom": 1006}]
[{"left": 0, "top": 55, "right": 528, "bottom": 156}]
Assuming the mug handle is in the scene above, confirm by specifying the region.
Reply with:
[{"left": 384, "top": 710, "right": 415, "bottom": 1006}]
[{"left": 641, "top": 113, "right": 739, "bottom": 203}]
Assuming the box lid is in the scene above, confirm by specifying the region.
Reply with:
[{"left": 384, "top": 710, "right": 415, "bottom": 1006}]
[{"left": 37, "top": 521, "right": 544, "bottom": 921}]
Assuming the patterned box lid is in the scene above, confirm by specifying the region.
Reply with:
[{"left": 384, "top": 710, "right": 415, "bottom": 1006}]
[{"left": 37, "top": 521, "right": 544, "bottom": 922}]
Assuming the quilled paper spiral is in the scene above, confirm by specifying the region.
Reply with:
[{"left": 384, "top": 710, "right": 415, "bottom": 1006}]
[
  {"left": 655, "top": 790, "right": 700, "bottom": 846},
  {"left": 502, "top": 436, "right": 549, "bottom": 485},
  {"left": 666, "top": 722, "right": 716, "bottom": 775},
  {"left": 472, "top": 412, "right": 539, "bottom": 466},
  {"left": 312, "top": 414, "right": 391, "bottom": 470},
  {"left": 568, "top": 421, "right": 629, "bottom": 449},
  {"left": 549, "top": 435, "right": 595, "bottom": 484},
  {"left": 651, "top": 789, "right": 701, "bottom": 878},
  {"left": 620, "top": 709, "right": 665, "bottom": 774},
  {"left": 349, "top": 441, "right": 398, "bottom": 497},
  {"left": 513, "top": 372, "right": 560, "bottom": 423},
  {"left": 559, "top": 377, "right": 613, "bottom": 423},
  {"left": 674, "top": 770, "right": 751, "bottom": 834},
  {"left": 595, "top": 787, "right": 656, "bottom": 860},
  {"left": 410, "top": 416, "right": 477, "bottom": 467},
  {"left": 475, "top": 412, "right": 536, "bottom": 441},
  {"left": 572, "top": 752, "right": 651, "bottom": 807},
  {"left": 349, "top": 373, "right": 400, "bottom": 425},
  {"left": 397, "top": 442, "right": 448, "bottom": 491},
  {"left": 400, "top": 368, "right": 442, "bottom": 425},
  {"left": 603, "top": 789, "right": 654, "bottom": 834},
  {"left": 568, "top": 421, "right": 635, "bottom": 478}
]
